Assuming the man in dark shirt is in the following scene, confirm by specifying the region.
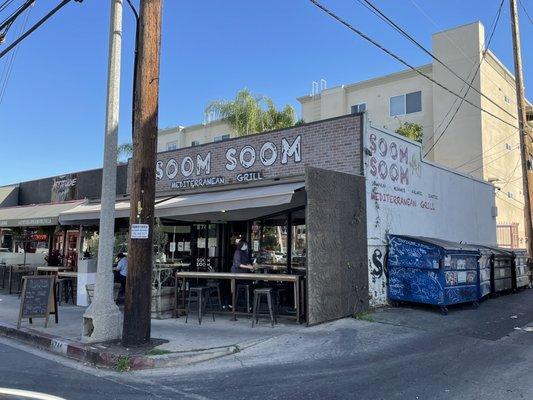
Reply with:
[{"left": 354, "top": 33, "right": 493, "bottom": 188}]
[{"left": 231, "top": 240, "right": 254, "bottom": 273}]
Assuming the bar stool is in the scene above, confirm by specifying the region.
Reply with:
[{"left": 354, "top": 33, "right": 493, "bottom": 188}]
[
  {"left": 185, "top": 286, "right": 215, "bottom": 325},
  {"left": 236, "top": 283, "right": 251, "bottom": 314},
  {"left": 57, "top": 278, "right": 75, "bottom": 305},
  {"left": 252, "top": 287, "right": 277, "bottom": 327},
  {"left": 206, "top": 280, "right": 223, "bottom": 310}
]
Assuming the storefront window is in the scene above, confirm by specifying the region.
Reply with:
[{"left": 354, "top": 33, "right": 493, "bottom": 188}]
[
  {"left": 251, "top": 215, "right": 288, "bottom": 267},
  {"left": 291, "top": 209, "right": 307, "bottom": 269}
]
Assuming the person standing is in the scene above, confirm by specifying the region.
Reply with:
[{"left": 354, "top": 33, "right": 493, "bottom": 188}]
[
  {"left": 114, "top": 252, "right": 128, "bottom": 296},
  {"left": 231, "top": 240, "right": 254, "bottom": 273}
]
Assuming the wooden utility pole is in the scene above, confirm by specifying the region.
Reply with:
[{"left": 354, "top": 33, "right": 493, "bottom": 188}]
[
  {"left": 510, "top": 0, "right": 533, "bottom": 257},
  {"left": 123, "top": 0, "right": 162, "bottom": 347}
]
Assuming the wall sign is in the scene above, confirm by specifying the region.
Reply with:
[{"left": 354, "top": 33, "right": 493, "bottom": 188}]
[{"left": 51, "top": 174, "right": 78, "bottom": 202}]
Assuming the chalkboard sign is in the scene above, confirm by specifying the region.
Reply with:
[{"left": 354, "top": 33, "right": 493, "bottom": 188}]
[{"left": 17, "top": 276, "right": 57, "bottom": 329}]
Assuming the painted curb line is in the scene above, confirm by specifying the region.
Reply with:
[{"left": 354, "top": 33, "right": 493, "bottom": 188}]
[{"left": 0, "top": 321, "right": 261, "bottom": 370}]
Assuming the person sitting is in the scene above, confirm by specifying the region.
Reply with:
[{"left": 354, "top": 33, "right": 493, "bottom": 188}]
[
  {"left": 113, "top": 252, "right": 128, "bottom": 297},
  {"left": 231, "top": 240, "right": 254, "bottom": 273}
]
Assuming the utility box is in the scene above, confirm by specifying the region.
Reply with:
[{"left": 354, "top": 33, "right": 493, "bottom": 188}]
[{"left": 387, "top": 235, "right": 481, "bottom": 314}]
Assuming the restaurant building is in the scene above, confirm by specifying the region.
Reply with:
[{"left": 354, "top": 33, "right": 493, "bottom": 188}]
[{"left": 0, "top": 114, "right": 498, "bottom": 324}]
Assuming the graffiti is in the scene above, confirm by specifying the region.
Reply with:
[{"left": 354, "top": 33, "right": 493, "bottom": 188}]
[
  {"left": 370, "top": 248, "right": 384, "bottom": 278},
  {"left": 389, "top": 268, "right": 444, "bottom": 305}
]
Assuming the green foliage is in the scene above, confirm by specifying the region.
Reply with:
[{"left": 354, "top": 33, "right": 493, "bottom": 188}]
[
  {"left": 117, "top": 143, "right": 133, "bottom": 162},
  {"left": 355, "top": 312, "right": 374, "bottom": 322},
  {"left": 395, "top": 122, "right": 423, "bottom": 143},
  {"left": 115, "top": 356, "right": 132, "bottom": 372},
  {"left": 205, "top": 88, "right": 297, "bottom": 136},
  {"left": 146, "top": 348, "right": 172, "bottom": 356}
]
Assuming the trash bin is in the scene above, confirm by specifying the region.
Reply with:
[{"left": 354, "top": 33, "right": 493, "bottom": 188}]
[
  {"left": 387, "top": 235, "right": 481, "bottom": 314},
  {"left": 473, "top": 245, "right": 514, "bottom": 295},
  {"left": 513, "top": 250, "right": 530, "bottom": 290}
]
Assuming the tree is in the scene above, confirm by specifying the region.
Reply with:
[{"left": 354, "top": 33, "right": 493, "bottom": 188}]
[
  {"left": 396, "top": 122, "right": 423, "bottom": 143},
  {"left": 205, "top": 88, "right": 297, "bottom": 136},
  {"left": 117, "top": 143, "right": 133, "bottom": 162}
]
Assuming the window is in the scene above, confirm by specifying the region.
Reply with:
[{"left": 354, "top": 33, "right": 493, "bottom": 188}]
[
  {"left": 166, "top": 141, "right": 178, "bottom": 151},
  {"left": 390, "top": 91, "right": 422, "bottom": 116},
  {"left": 351, "top": 103, "right": 367, "bottom": 114},
  {"left": 191, "top": 140, "right": 201, "bottom": 147},
  {"left": 504, "top": 95, "right": 511, "bottom": 104},
  {"left": 214, "top": 134, "right": 230, "bottom": 142},
  {"left": 507, "top": 191, "right": 514, "bottom": 199},
  {"left": 506, "top": 143, "right": 512, "bottom": 150}
]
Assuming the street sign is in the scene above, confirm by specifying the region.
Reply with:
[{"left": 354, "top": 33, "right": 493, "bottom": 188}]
[
  {"left": 131, "top": 224, "right": 149, "bottom": 239},
  {"left": 169, "top": 242, "right": 176, "bottom": 252}
]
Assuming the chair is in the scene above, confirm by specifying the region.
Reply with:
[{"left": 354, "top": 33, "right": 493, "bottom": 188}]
[
  {"left": 56, "top": 278, "right": 75, "bottom": 305},
  {"left": 252, "top": 287, "right": 277, "bottom": 327},
  {"left": 185, "top": 286, "right": 215, "bottom": 325}
]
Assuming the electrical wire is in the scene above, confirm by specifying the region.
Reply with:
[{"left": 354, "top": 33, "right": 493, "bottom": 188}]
[
  {"left": 0, "top": 1, "right": 31, "bottom": 106},
  {"left": 423, "top": 0, "right": 505, "bottom": 157},
  {"left": 518, "top": 0, "right": 533, "bottom": 24},
  {"left": 467, "top": 145, "right": 518, "bottom": 174},
  {"left": 0, "top": 0, "right": 81, "bottom": 60},
  {"left": 0, "top": 0, "right": 16, "bottom": 14},
  {"left": 356, "top": 0, "right": 516, "bottom": 125},
  {"left": 307, "top": 0, "right": 523, "bottom": 139}
]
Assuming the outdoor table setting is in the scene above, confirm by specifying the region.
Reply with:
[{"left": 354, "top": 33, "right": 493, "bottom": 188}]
[
  {"left": 174, "top": 270, "right": 303, "bottom": 324},
  {"left": 4, "top": 264, "right": 39, "bottom": 295}
]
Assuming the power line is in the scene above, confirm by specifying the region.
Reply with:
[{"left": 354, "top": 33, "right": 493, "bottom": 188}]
[
  {"left": 0, "top": 0, "right": 82, "bottom": 60},
  {"left": 356, "top": 0, "right": 517, "bottom": 126},
  {"left": 0, "top": 1, "right": 31, "bottom": 106},
  {"left": 423, "top": 0, "right": 506, "bottom": 157},
  {"left": 0, "top": 0, "right": 16, "bottom": 14},
  {"left": 307, "top": 0, "right": 524, "bottom": 142},
  {"left": 518, "top": 0, "right": 533, "bottom": 24},
  {"left": 467, "top": 145, "right": 518, "bottom": 174}
]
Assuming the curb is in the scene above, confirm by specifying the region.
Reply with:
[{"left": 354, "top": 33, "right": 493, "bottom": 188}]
[{"left": 0, "top": 321, "right": 259, "bottom": 370}]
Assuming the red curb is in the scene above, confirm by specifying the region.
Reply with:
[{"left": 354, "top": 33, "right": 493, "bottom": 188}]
[{"left": 0, "top": 321, "right": 147, "bottom": 370}]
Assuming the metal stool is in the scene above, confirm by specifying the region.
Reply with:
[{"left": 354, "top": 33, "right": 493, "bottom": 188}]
[
  {"left": 236, "top": 283, "right": 251, "bottom": 314},
  {"left": 206, "top": 280, "right": 223, "bottom": 310},
  {"left": 186, "top": 286, "right": 215, "bottom": 325},
  {"left": 57, "top": 278, "right": 75, "bottom": 305},
  {"left": 252, "top": 288, "right": 277, "bottom": 327}
]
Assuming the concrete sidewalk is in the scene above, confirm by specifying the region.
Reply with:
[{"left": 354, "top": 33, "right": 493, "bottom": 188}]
[{"left": 0, "top": 290, "right": 305, "bottom": 370}]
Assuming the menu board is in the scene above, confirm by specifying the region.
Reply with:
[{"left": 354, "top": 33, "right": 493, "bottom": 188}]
[{"left": 17, "top": 276, "right": 56, "bottom": 329}]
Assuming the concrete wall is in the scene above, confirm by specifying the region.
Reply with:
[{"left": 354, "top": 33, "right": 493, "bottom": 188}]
[
  {"left": 363, "top": 123, "right": 497, "bottom": 306},
  {"left": 306, "top": 166, "right": 368, "bottom": 324}
]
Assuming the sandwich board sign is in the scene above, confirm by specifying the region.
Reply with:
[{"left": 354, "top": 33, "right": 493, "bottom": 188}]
[{"left": 17, "top": 276, "right": 58, "bottom": 329}]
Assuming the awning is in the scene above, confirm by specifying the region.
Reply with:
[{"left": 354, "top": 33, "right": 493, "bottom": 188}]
[
  {"left": 59, "top": 200, "right": 132, "bottom": 225},
  {"left": 59, "top": 182, "right": 305, "bottom": 224},
  {"left": 0, "top": 201, "right": 84, "bottom": 228},
  {"left": 156, "top": 182, "right": 305, "bottom": 221}
]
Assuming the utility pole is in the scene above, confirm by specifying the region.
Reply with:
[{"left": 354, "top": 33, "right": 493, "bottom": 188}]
[
  {"left": 82, "top": 0, "right": 123, "bottom": 343},
  {"left": 123, "top": 0, "right": 162, "bottom": 347},
  {"left": 510, "top": 0, "right": 533, "bottom": 257}
]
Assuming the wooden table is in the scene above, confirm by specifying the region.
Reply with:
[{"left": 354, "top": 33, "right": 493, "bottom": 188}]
[
  {"left": 37, "top": 266, "right": 70, "bottom": 275},
  {"left": 175, "top": 271, "right": 303, "bottom": 323},
  {"left": 58, "top": 271, "right": 78, "bottom": 278}
]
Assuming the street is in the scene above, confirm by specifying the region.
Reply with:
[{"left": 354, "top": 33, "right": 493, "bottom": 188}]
[{"left": 1, "top": 290, "right": 532, "bottom": 400}]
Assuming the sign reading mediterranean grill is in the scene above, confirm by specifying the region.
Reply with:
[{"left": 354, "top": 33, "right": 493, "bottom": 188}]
[{"left": 151, "top": 117, "right": 363, "bottom": 193}]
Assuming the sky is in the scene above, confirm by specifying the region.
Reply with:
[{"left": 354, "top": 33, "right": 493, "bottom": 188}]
[{"left": 0, "top": 0, "right": 531, "bottom": 186}]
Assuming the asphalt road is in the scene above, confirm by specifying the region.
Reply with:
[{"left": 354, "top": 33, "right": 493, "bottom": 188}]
[{"left": 1, "top": 292, "right": 532, "bottom": 400}]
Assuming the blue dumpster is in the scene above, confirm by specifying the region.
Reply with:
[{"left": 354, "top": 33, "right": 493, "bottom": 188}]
[{"left": 387, "top": 235, "right": 481, "bottom": 314}]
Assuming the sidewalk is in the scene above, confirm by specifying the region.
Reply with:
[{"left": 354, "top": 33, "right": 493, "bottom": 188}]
[{"left": 0, "top": 291, "right": 305, "bottom": 370}]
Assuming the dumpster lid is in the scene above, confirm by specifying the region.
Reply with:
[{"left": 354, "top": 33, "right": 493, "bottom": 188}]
[
  {"left": 389, "top": 235, "right": 480, "bottom": 253},
  {"left": 467, "top": 244, "right": 514, "bottom": 257}
]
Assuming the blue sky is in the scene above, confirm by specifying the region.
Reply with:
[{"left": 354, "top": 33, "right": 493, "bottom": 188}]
[{"left": 0, "top": 0, "right": 531, "bottom": 186}]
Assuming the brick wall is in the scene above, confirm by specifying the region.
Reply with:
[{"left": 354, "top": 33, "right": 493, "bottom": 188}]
[{"left": 129, "top": 114, "right": 364, "bottom": 195}]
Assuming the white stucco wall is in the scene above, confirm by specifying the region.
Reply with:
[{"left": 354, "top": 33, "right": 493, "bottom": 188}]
[{"left": 363, "top": 122, "right": 497, "bottom": 306}]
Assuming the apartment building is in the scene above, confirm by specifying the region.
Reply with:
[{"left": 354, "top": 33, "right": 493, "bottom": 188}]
[
  {"left": 157, "top": 120, "right": 234, "bottom": 153},
  {"left": 297, "top": 22, "right": 529, "bottom": 248}
]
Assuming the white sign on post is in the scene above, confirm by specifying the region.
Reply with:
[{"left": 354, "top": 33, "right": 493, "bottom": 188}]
[
  {"left": 131, "top": 224, "right": 149, "bottom": 239},
  {"left": 169, "top": 242, "right": 176, "bottom": 252}
]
